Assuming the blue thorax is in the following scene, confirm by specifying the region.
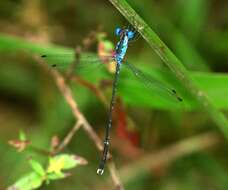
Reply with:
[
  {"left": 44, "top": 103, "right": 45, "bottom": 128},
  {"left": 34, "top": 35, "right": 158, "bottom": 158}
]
[{"left": 114, "top": 27, "right": 135, "bottom": 64}]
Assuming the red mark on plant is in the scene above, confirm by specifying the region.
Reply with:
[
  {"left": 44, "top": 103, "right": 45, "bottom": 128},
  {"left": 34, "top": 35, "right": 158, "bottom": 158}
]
[
  {"left": 160, "top": 45, "right": 165, "bottom": 53},
  {"left": 115, "top": 98, "right": 140, "bottom": 146},
  {"left": 8, "top": 139, "right": 30, "bottom": 152}
]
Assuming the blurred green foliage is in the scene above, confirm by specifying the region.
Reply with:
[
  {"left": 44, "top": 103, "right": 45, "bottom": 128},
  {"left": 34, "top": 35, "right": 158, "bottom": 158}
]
[{"left": 0, "top": 0, "right": 227, "bottom": 189}]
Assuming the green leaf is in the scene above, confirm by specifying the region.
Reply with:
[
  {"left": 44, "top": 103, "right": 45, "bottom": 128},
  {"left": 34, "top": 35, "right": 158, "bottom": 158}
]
[
  {"left": 0, "top": 33, "right": 227, "bottom": 136},
  {"left": 119, "top": 65, "right": 228, "bottom": 110},
  {"left": 29, "top": 159, "right": 46, "bottom": 177},
  {"left": 7, "top": 172, "right": 43, "bottom": 190},
  {"left": 0, "top": 34, "right": 226, "bottom": 110},
  {"left": 47, "top": 154, "right": 87, "bottom": 175},
  {"left": 47, "top": 172, "right": 67, "bottom": 181}
]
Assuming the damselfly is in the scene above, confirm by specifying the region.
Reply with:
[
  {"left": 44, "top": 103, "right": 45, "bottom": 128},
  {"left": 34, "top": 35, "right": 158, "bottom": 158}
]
[{"left": 41, "top": 26, "right": 183, "bottom": 175}]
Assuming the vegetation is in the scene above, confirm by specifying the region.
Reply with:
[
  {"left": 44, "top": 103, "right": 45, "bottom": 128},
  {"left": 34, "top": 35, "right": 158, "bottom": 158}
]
[{"left": 0, "top": 0, "right": 227, "bottom": 189}]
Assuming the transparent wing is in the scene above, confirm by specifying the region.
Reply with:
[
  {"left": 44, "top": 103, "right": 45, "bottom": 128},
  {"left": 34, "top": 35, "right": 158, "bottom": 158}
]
[
  {"left": 40, "top": 53, "right": 115, "bottom": 72},
  {"left": 123, "top": 61, "right": 183, "bottom": 102},
  {"left": 40, "top": 52, "right": 183, "bottom": 102}
]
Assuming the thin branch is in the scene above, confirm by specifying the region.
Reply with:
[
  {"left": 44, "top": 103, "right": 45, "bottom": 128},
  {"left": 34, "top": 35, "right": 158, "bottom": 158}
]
[
  {"left": 119, "top": 132, "right": 221, "bottom": 183},
  {"left": 34, "top": 55, "right": 124, "bottom": 190},
  {"left": 53, "top": 67, "right": 103, "bottom": 150},
  {"left": 55, "top": 120, "right": 82, "bottom": 153},
  {"left": 108, "top": 162, "right": 124, "bottom": 190},
  {"left": 72, "top": 76, "right": 109, "bottom": 107},
  {"left": 108, "top": 0, "right": 228, "bottom": 138}
]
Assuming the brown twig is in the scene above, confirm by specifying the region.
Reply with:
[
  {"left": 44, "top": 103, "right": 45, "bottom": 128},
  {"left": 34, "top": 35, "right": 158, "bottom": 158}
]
[
  {"left": 55, "top": 120, "right": 82, "bottom": 153},
  {"left": 108, "top": 162, "right": 124, "bottom": 190},
  {"left": 72, "top": 76, "right": 109, "bottom": 107},
  {"left": 119, "top": 132, "right": 221, "bottom": 183},
  {"left": 34, "top": 55, "right": 124, "bottom": 190}
]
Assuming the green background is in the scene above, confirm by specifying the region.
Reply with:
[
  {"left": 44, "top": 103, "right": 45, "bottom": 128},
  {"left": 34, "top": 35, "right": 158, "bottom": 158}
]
[{"left": 0, "top": 0, "right": 227, "bottom": 189}]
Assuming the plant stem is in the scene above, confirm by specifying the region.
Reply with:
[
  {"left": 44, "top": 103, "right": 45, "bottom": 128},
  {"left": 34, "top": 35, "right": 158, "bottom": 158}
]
[
  {"left": 108, "top": 0, "right": 228, "bottom": 138},
  {"left": 35, "top": 56, "right": 124, "bottom": 190},
  {"left": 120, "top": 132, "right": 221, "bottom": 183}
]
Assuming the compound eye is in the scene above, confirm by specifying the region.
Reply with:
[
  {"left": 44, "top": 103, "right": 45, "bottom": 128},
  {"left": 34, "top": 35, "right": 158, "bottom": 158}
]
[
  {"left": 115, "top": 27, "right": 122, "bottom": 36},
  {"left": 127, "top": 31, "right": 135, "bottom": 40}
]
